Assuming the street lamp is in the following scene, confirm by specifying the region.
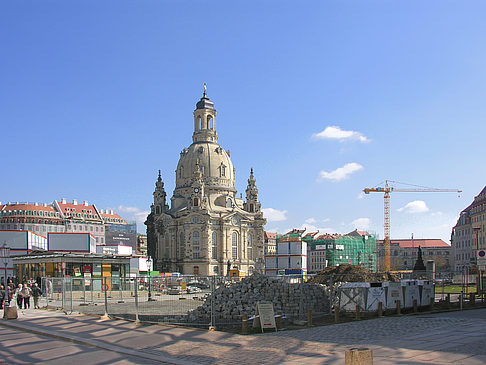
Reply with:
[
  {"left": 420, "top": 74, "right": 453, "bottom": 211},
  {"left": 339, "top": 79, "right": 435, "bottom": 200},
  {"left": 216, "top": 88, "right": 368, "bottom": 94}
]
[
  {"left": 1, "top": 242, "right": 10, "bottom": 306},
  {"left": 146, "top": 256, "right": 153, "bottom": 301}
]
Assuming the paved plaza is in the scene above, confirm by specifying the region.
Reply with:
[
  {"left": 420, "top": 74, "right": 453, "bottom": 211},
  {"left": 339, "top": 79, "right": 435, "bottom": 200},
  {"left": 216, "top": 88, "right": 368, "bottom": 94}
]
[{"left": 1, "top": 307, "right": 486, "bottom": 364}]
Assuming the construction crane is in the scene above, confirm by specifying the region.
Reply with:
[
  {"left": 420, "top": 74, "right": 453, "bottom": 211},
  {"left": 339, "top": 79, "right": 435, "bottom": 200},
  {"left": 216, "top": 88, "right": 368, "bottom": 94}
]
[{"left": 363, "top": 180, "right": 461, "bottom": 272}]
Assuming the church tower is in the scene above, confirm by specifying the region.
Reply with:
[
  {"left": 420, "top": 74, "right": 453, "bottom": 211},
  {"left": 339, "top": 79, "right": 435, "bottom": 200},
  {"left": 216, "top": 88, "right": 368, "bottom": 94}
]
[
  {"left": 244, "top": 168, "right": 261, "bottom": 213},
  {"left": 146, "top": 86, "right": 266, "bottom": 275}
]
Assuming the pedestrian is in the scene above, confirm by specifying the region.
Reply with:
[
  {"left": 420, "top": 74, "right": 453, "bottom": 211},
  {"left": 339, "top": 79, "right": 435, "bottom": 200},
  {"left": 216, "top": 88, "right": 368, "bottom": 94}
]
[
  {"left": 31, "top": 283, "right": 42, "bottom": 309},
  {"left": 0, "top": 285, "right": 4, "bottom": 309},
  {"left": 20, "top": 283, "right": 31, "bottom": 309},
  {"left": 15, "top": 284, "right": 22, "bottom": 308}
]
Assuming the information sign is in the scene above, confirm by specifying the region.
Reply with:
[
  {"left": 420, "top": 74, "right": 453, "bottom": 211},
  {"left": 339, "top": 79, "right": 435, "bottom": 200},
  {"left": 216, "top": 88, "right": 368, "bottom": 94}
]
[
  {"left": 181, "top": 281, "right": 187, "bottom": 290},
  {"left": 256, "top": 302, "right": 276, "bottom": 332}
]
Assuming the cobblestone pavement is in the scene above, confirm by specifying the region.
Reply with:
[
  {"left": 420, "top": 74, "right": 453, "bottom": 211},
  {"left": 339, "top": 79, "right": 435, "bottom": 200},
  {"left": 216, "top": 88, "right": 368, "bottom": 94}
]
[{"left": 2, "top": 308, "right": 486, "bottom": 364}]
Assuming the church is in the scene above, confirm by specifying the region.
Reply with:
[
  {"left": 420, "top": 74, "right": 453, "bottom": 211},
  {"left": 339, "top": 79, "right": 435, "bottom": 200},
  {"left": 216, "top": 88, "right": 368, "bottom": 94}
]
[{"left": 145, "top": 87, "right": 266, "bottom": 276}]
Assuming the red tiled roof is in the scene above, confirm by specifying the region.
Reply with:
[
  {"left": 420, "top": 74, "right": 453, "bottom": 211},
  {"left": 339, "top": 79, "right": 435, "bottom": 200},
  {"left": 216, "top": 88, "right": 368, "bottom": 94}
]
[
  {"left": 265, "top": 232, "right": 278, "bottom": 239},
  {"left": 378, "top": 239, "right": 450, "bottom": 248},
  {"left": 100, "top": 212, "right": 126, "bottom": 223},
  {"left": 2, "top": 203, "right": 56, "bottom": 212}
]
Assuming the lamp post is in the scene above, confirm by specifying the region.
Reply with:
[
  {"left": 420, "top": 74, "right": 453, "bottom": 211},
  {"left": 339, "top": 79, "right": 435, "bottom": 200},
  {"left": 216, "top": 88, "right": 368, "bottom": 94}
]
[
  {"left": 1, "top": 242, "right": 10, "bottom": 306},
  {"left": 146, "top": 256, "right": 152, "bottom": 301}
]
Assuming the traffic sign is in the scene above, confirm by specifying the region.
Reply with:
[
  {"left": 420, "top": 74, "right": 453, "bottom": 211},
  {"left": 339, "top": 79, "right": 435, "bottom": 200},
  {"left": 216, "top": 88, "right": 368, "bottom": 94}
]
[
  {"left": 102, "top": 284, "right": 109, "bottom": 292},
  {"left": 478, "top": 250, "right": 486, "bottom": 271},
  {"left": 57, "top": 287, "right": 62, "bottom": 293}
]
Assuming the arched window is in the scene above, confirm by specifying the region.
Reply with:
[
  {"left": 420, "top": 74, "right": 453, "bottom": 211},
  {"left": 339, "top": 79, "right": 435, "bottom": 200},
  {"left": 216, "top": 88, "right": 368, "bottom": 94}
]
[
  {"left": 165, "top": 235, "right": 170, "bottom": 257},
  {"left": 247, "top": 234, "right": 253, "bottom": 260},
  {"left": 193, "top": 231, "right": 200, "bottom": 259},
  {"left": 220, "top": 164, "right": 226, "bottom": 177},
  {"left": 194, "top": 198, "right": 199, "bottom": 207},
  {"left": 179, "top": 232, "right": 184, "bottom": 258},
  {"left": 212, "top": 231, "right": 218, "bottom": 259},
  {"left": 232, "top": 232, "right": 238, "bottom": 260},
  {"left": 179, "top": 166, "right": 184, "bottom": 178},
  {"left": 155, "top": 206, "right": 160, "bottom": 214},
  {"left": 249, "top": 204, "right": 254, "bottom": 213},
  {"left": 226, "top": 198, "right": 232, "bottom": 208},
  {"left": 207, "top": 115, "right": 213, "bottom": 130}
]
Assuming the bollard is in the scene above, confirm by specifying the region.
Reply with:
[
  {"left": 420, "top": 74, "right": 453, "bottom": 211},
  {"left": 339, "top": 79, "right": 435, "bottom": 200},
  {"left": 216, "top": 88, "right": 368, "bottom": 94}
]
[
  {"left": 396, "top": 300, "right": 401, "bottom": 315},
  {"left": 429, "top": 297, "right": 434, "bottom": 311},
  {"left": 345, "top": 348, "right": 373, "bottom": 365},
  {"left": 446, "top": 293, "right": 451, "bottom": 308},
  {"left": 377, "top": 302, "right": 383, "bottom": 317},
  {"left": 355, "top": 305, "right": 360, "bottom": 321},
  {"left": 242, "top": 314, "right": 248, "bottom": 334},
  {"left": 334, "top": 305, "right": 340, "bottom": 323},
  {"left": 413, "top": 299, "right": 418, "bottom": 313},
  {"left": 307, "top": 309, "right": 312, "bottom": 327},
  {"left": 470, "top": 293, "right": 475, "bottom": 306},
  {"left": 276, "top": 312, "right": 282, "bottom": 329}
]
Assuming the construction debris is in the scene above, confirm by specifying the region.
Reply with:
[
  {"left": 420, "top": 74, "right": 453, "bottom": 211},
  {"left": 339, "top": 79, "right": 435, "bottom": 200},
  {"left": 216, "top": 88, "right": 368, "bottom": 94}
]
[{"left": 307, "top": 264, "right": 399, "bottom": 285}]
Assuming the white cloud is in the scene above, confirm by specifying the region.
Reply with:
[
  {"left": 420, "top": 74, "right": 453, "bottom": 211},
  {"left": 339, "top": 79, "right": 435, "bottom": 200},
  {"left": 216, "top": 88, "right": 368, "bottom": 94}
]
[
  {"left": 357, "top": 192, "right": 365, "bottom": 199},
  {"left": 317, "top": 162, "right": 364, "bottom": 182},
  {"left": 313, "top": 126, "right": 370, "bottom": 143},
  {"left": 352, "top": 217, "right": 371, "bottom": 230},
  {"left": 397, "top": 200, "right": 429, "bottom": 214},
  {"left": 322, "top": 218, "right": 331, "bottom": 223},
  {"left": 262, "top": 208, "right": 288, "bottom": 222},
  {"left": 108, "top": 205, "right": 150, "bottom": 233},
  {"left": 305, "top": 218, "right": 317, "bottom": 224},
  {"left": 300, "top": 223, "right": 335, "bottom": 234}
]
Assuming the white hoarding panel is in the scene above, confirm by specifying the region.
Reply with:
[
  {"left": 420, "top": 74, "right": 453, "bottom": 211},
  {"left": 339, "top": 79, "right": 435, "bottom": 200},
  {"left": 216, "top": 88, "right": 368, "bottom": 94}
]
[
  {"left": 265, "top": 256, "right": 277, "bottom": 269},
  {"left": 384, "top": 282, "right": 403, "bottom": 309},
  {"left": 277, "top": 242, "right": 289, "bottom": 255},
  {"left": 48, "top": 233, "right": 91, "bottom": 252}
]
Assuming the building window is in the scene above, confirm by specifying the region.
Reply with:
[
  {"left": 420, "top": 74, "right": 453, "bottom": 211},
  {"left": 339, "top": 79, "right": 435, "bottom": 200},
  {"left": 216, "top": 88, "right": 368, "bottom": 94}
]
[
  {"left": 232, "top": 232, "right": 238, "bottom": 260},
  {"left": 212, "top": 232, "right": 217, "bottom": 259},
  {"left": 193, "top": 246, "right": 200, "bottom": 259},
  {"left": 247, "top": 234, "right": 253, "bottom": 260}
]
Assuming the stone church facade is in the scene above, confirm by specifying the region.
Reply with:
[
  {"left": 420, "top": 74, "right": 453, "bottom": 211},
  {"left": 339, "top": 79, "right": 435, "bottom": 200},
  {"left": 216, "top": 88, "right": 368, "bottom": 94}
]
[{"left": 145, "top": 88, "right": 266, "bottom": 276}]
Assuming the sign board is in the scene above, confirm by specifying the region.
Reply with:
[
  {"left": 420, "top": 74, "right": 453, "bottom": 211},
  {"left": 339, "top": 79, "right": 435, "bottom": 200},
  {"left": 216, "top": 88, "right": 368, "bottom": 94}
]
[
  {"left": 478, "top": 250, "right": 486, "bottom": 268},
  {"left": 181, "top": 281, "right": 187, "bottom": 290},
  {"left": 335, "top": 244, "right": 345, "bottom": 250},
  {"left": 256, "top": 302, "right": 276, "bottom": 332},
  {"left": 102, "top": 283, "right": 109, "bottom": 292},
  {"left": 315, "top": 245, "right": 326, "bottom": 250}
]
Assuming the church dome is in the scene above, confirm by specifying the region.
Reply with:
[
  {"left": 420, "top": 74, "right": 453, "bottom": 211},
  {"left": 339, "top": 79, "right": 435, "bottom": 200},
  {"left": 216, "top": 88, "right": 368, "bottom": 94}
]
[
  {"left": 175, "top": 142, "right": 235, "bottom": 189},
  {"left": 175, "top": 86, "right": 235, "bottom": 190}
]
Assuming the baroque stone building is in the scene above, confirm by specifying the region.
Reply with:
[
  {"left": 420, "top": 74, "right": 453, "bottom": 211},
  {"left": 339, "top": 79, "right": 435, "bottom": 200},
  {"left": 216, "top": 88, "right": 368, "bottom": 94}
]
[{"left": 145, "top": 88, "right": 266, "bottom": 276}]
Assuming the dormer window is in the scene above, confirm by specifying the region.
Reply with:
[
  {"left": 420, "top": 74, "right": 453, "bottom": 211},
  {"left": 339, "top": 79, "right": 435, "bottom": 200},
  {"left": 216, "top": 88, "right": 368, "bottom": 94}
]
[{"left": 219, "top": 164, "right": 226, "bottom": 177}]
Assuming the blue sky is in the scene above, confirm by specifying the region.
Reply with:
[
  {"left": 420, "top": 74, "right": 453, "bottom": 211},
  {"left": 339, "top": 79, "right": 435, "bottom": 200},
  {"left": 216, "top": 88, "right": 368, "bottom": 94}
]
[{"left": 2, "top": 1, "right": 486, "bottom": 242}]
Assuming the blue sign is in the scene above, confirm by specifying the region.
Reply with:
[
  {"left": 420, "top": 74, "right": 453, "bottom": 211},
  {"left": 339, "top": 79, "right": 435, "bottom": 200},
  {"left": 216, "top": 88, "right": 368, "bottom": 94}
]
[{"left": 57, "top": 287, "right": 62, "bottom": 293}]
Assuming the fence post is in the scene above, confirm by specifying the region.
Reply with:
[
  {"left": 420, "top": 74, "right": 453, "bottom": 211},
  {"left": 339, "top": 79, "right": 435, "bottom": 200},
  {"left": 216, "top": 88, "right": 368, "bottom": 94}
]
[
  {"left": 413, "top": 299, "right": 418, "bottom": 313},
  {"left": 242, "top": 314, "right": 248, "bottom": 334},
  {"left": 377, "top": 302, "right": 383, "bottom": 317},
  {"left": 82, "top": 277, "right": 86, "bottom": 305},
  {"left": 209, "top": 276, "right": 215, "bottom": 331},
  {"left": 446, "top": 293, "right": 450, "bottom": 308},
  {"left": 329, "top": 274, "right": 334, "bottom": 315},
  {"left": 396, "top": 300, "right": 401, "bottom": 315},
  {"left": 334, "top": 305, "right": 339, "bottom": 323},
  {"left": 355, "top": 305, "right": 360, "bottom": 320},
  {"left": 460, "top": 291, "right": 463, "bottom": 311},
  {"left": 62, "top": 277, "right": 65, "bottom": 310},
  {"left": 134, "top": 277, "right": 140, "bottom": 325},
  {"left": 299, "top": 274, "right": 304, "bottom": 320}
]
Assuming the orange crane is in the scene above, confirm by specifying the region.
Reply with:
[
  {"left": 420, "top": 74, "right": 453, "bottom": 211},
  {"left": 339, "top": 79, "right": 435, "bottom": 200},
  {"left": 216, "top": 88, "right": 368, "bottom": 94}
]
[{"left": 363, "top": 180, "right": 461, "bottom": 272}]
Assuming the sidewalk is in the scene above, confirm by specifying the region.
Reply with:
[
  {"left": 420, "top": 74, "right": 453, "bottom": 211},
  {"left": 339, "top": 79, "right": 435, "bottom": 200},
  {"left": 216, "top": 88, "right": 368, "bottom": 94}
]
[{"left": 2, "top": 308, "right": 486, "bottom": 364}]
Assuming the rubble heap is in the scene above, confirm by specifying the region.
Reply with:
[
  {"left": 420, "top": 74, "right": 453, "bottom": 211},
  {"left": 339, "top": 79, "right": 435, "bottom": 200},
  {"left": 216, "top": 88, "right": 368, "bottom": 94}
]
[
  {"left": 308, "top": 264, "right": 399, "bottom": 285},
  {"left": 186, "top": 274, "right": 328, "bottom": 323}
]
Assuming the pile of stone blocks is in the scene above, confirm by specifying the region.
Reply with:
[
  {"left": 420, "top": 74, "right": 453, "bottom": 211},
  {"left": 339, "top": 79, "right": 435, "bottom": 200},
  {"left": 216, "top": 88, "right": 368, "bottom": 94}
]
[{"left": 186, "top": 274, "right": 328, "bottom": 323}]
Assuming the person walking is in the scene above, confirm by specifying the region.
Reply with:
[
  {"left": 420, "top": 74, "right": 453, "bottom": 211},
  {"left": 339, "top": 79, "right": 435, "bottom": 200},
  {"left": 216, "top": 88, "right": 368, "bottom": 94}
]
[
  {"left": 31, "top": 283, "right": 42, "bottom": 309},
  {"left": 15, "top": 283, "right": 23, "bottom": 308},
  {"left": 20, "top": 283, "right": 31, "bottom": 309}
]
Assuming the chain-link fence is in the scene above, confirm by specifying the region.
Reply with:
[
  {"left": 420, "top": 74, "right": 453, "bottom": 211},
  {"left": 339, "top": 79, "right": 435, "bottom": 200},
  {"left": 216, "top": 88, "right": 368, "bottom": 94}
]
[{"left": 40, "top": 270, "right": 485, "bottom": 331}]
